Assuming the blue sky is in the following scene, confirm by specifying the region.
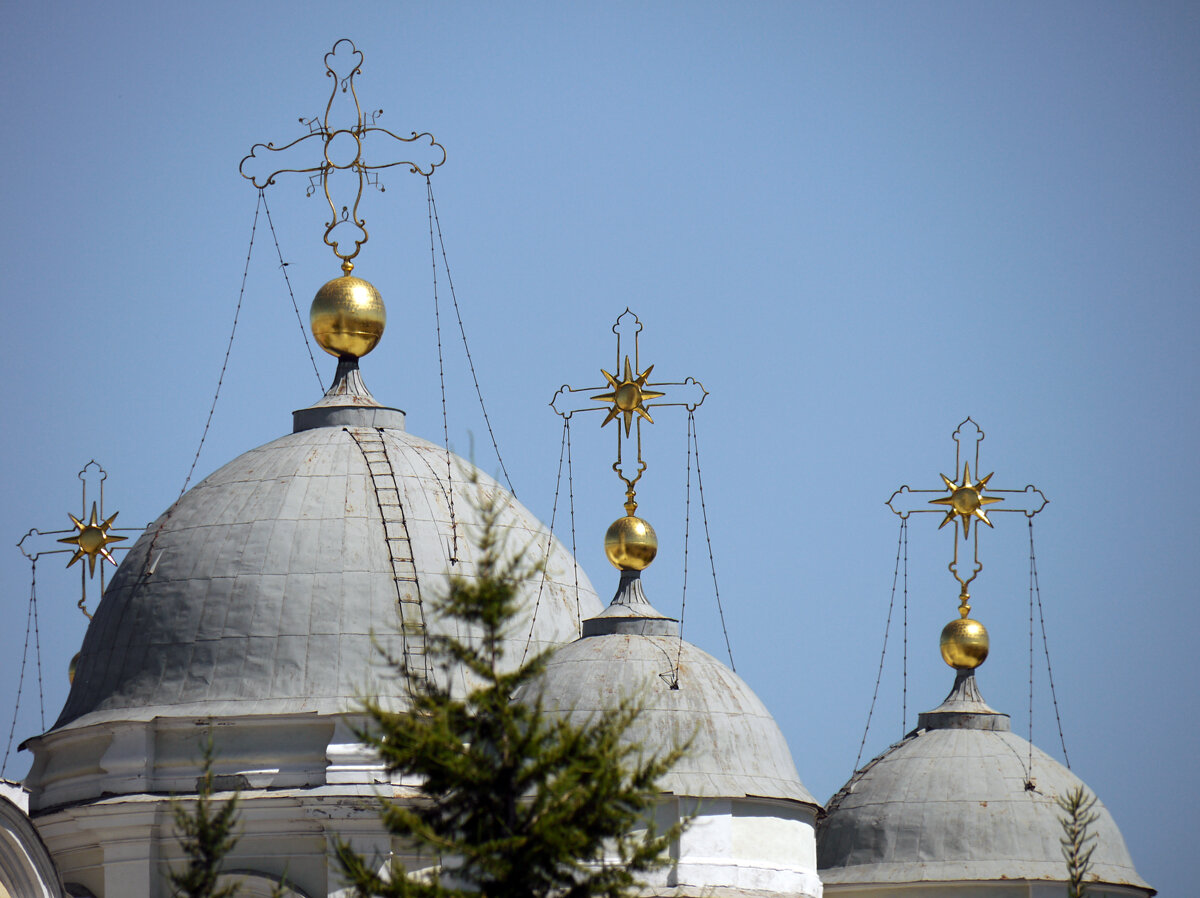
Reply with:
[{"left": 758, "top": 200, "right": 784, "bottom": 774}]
[{"left": 2, "top": 3, "right": 1197, "bottom": 894}]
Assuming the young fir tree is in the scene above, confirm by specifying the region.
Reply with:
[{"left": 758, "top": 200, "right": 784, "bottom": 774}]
[
  {"left": 336, "top": 495, "right": 685, "bottom": 898},
  {"left": 1056, "top": 785, "right": 1099, "bottom": 898},
  {"left": 169, "top": 736, "right": 241, "bottom": 898}
]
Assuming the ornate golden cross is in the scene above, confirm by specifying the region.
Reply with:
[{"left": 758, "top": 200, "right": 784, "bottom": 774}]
[
  {"left": 16, "top": 461, "right": 134, "bottom": 620},
  {"left": 551, "top": 309, "right": 707, "bottom": 517},
  {"left": 886, "top": 417, "right": 1048, "bottom": 613},
  {"left": 239, "top": 39, "right": 446, "bottom": 271}
]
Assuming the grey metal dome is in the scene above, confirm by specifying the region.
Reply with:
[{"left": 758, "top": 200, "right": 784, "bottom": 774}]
[
  {"left": 521, "top": 570, "right": 817, "bottom": 806},
  {"left": 54, "top": 366, "right": 602, "bottom": 731},
  {"left": 818, "top": 670, "right": 1153, "bottom": 893}
]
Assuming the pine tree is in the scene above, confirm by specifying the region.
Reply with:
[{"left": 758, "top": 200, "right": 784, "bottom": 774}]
[
  {"left": 1056, "top": 785, "right": 1099, "bottom": 898},
  {"left": 336, "top": 496, "right": 685, "bottom": 898},
  {"left": 169, "top": 735, "right": 241, "bottom": 898}
]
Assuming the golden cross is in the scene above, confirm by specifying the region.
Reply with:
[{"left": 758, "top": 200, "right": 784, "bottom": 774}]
[
  {"left": 551, "top": 309, "right": 706, "bottom": 516},
  {"left": 886, "top": 417, "right": 1047, "bottom": 611},
  {"left": 239, "top": 39, "right": 446, "bottom": 270},
  {"left": 16, "top": 461, "right": 135, "bottom": 620}
]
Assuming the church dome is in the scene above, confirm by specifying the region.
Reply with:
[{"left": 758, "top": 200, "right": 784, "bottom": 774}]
[
  {"left": 53, "top": 365, "right": 602, "bottom": 733},
  {"left": 818, "top": 670, "right": 1153, "bottom": 893},
  {"left": 520, "top": 569, "right": 822, "bottom": 898},
  {"left": 525, "top": 571, "right": 815, "bottom": 804}
]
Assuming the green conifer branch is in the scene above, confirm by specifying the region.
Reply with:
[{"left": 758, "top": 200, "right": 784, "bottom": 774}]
[
  {"left": 336, "top": 485, "right": 686, "bottom": 898},
  {"left": 1056, "top": 785, "right": 1100, "bottom": 898},
  {"left": 168, "top": 735, "right": 241, "bottom": 898}
]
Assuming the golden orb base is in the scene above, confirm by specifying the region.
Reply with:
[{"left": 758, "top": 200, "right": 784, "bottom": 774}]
[
  {"left": 310, "top": 275, "right": 386, "bottom": 358},
  {"left": 604, "top": 515, "right": 658, "bottom": 571},
  {"left": 940, "top": 617, "right": 989, "bottom": 669}
]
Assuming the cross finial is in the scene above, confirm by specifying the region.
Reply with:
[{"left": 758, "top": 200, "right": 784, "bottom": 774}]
[
  {"left": 551, "top": 310, "right": 706, "bottom": 570},
  {"left": 239, "top": 39, "right": 446, "bottom": 270},
  {"left": 886, "top": 418, "right": 1048, "bottom": 669},
  {"left": 16, "top": 460, "right": 135, "bottom": 621}
]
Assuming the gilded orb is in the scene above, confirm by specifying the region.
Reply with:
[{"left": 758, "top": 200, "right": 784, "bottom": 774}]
[
  {"left": 604, "top": 515, "right": 658, "bottom": 571},
  {"left": 310, "top": 275, "right": 386, "bottom": 358},
  {"left": 68, "top": 652, "right": 80, "bottom": 685},
  {"left": 940, "top": 617, "right": 990, "bottom": 669}
]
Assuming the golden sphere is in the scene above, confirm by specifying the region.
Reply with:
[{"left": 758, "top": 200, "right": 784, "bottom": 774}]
[
  {"left": 310, "top": 275, "right": 386, "bottom": 358},
  {"left": 604, "top": 515, "right": 658, "bottom": 571},
  {"left": 68, "top": 652, "right": 80, "bottom": 685},
  {"left": 940, "top": 617, "right": 990, "bottom": 669}
]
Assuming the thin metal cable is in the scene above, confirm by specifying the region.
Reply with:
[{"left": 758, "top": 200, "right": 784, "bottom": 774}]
[
  {"left": 1029, "top": 518, "right": 1071, "bottom": 768},
  {"left": 901, "top": 520, "right": 908, "bottom": 735},
  {"left": 261, "top": 189, "right": 324, "bottom": 391},
  {"left": 566, "top": 420, "right": 581, "bottom": 635},
  {"left": 856, "top": 518, "right": 907, "bottom": 772},
  {"left": 674, "top": 412, "right": 695, "bottom": 682},
  {"left": 139, "top": 195, "right": 262, "bottom": 584},
  {"left": 522, "top": 421, "right": 570, "bottom": 665},
  {"left": 4, "top": 562, "right": 38, "bottom": 775},
  {"left": 177, "top": 192, "right": 261, "bottom": 501},
  {"left": 690, "top": 412, "right": 735, "bottom": 671},
  {"left": 1029, "top": 520, "right": 1036, "bottom": 774},
  {"left": 32, "top": 580, "right": 44, "bottom": 732},
  {"left": 425, "top": 177, "right": 517, "bottom": 496},
  {"left": 427, "top": 181, "right": 459, "bottom": 563}
]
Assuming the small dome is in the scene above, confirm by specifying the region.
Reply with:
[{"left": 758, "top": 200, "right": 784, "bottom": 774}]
[
  {"left": 818, "top": 671, "right": 1153, "bottom": 893},
  {"left": 522, "top": 571, "right": 815, "bottom": 806},
  {"left": 54, "top": 375, "right": 602, "bottom": 732}
]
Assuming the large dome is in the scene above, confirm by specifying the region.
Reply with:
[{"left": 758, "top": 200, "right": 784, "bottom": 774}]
[
  {"left": 818, "top": 670, "right": 1153, "bottom": 893},
  {"left": 54, "top": 379, "right": 602, "bottom": 732}
]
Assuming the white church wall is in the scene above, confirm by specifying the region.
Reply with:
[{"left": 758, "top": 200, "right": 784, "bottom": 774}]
[{"left": 825, "top": 881, "right": 1153, "bottom": 897}]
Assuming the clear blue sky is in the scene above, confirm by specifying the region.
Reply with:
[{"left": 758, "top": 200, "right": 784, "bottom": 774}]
[{"left": 2, "top": 3, "right": 1197, "bottom": 894}]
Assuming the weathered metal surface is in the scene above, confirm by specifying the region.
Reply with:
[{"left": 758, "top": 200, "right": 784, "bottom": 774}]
[
  {"left": 523, "top": 578, "right": 817, "bottom": 806},
  {"left": 52, "top": 420, "right": 601, "bottom": 733},
  {"left": 818, "top": 673, "right": 1152, "bottom": 892}
]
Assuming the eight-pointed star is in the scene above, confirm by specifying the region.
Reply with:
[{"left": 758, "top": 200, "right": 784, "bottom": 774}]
[
  {"left": 928, "top": 462, "right": 1004, "bottom": 539},
  {"left": 58, "top": 502, "right": 126, "bottom": 576},
  {"left": 591, "top": 356, "right": 665, "bottom": 437}
]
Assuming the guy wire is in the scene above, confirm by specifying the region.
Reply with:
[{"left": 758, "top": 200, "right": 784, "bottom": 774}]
[
  {"left": 1029, "top": 516, "right": 1035, "bottom": 775},
  {"left": 33, "top": 576, "right": 44, "bottom": 732},
  {"left": 261, "top": 189, "right": 324, "bottom": 391},
  {"left": 427, "top": 179, "right": 459, "bottom": 563},
  {"left": 566, "top": 420, "right": 581, "bottom": 636},
  {"left": 856, "top": 517, "right": 907, "bottom": 772},
  {"left": 674, "top": 412, "right": 695, "bottom": 682},
  {"left": 3, "top": 562, "right": 39, "bottom": 776},
  {"left": 139, "top": 194, "right": 262, "bottom": 585},
  {"left": 901, "top": 519, "right": 908, "bottom": 735},
  {"left": 425, "top": 178, "right": 516, "bottom": 497},
  {"left": 521, "top": 420, "right": 571, "bottom": 665},
  {"left": 177, "top": 192, "right": 261, "bottom": 501},
  {"left": 1029, "top": 518, "right": 1071, "bottom": 768},
  {"left": 690, "top": 412, "right": 735, "bottom": 672}
]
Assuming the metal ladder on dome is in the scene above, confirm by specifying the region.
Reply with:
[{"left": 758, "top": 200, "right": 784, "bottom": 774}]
[{"left": 347, "top": 428, "right": 430, "bottom": 685}]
